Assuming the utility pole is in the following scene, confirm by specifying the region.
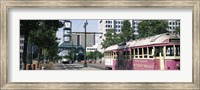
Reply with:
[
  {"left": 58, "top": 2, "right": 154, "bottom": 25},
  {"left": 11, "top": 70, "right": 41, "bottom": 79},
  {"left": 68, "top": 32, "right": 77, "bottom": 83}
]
[{"left": 83, "top": 20, "right": 88, "bottom": 67}]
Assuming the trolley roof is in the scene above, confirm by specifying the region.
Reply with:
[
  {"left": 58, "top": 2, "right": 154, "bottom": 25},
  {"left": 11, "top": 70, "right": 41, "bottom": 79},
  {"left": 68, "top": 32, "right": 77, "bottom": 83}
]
[{"left": 104, "top": 33, "right": 180, "bottom": 51}]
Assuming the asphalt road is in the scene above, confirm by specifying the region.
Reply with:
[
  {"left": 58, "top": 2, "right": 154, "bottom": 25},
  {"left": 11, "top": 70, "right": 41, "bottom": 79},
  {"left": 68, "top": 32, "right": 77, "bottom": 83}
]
[{"left": 52, "top": 63, "right": 106, "bottom": 70}]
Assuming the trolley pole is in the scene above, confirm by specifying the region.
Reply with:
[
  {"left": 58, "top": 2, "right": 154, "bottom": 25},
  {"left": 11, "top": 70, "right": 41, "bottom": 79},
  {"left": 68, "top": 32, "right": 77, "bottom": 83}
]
[{"left": 84, "top": 20, "right": 88, "bottom": 67}]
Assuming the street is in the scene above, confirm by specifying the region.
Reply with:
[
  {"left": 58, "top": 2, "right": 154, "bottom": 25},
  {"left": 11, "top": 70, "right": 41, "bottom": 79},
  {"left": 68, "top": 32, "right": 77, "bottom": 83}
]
[{"left": 52, "top": 62, "right": 106, "bottom": 70}]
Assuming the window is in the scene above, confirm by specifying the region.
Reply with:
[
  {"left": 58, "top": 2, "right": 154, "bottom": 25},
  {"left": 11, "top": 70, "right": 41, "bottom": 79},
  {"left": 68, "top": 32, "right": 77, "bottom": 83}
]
[
  {"left": 117, "top": 21, "right": 119, "bottom": 24},
  {"left": 127, "top": 51, "right": 130, "bottom": 59},
  {"left": 99, "top": 20, "right": 102, "bottom": 23},
  {"left": 169, "top": 22, "right": 172, "bottom": 25},
  {"left": 135, "top": 48, "right": 138, "bottom": 58},
  {"left": 155, "top": 46, "right": 163, "bottom": 57},
  {"left": 20, "top": 46, "right": 23, "bottom": 49},
  {"left": 114, "top": 52, "right": 116, "bottom": 59},
  {"left": 131, "top": 49, "right": 134, "bottom": 58},
  {"left": 139, "top": 48, "right": 142, "bottom": 58},
  {"left": 148, "top": 47, "right": 153, "bottom": 58},
  {"left": 175, "top": 45, "right": 180, "bottom": 56},
  {"left": 20, "top": 41, "right": 24, "bottom": 44},
  {"left": 166, "top": 46, "right": 174, "bottom": 56},
  {"left": 144, "top": 48, "right": 147, "bottom": 58},
  {"left": 123, "top": 51, "right": 126, "bottom": 59}
]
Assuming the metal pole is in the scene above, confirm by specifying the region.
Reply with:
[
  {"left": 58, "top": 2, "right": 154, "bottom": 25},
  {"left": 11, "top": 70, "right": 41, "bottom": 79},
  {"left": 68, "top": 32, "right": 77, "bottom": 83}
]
[{"left": 84, "top": 20, "right": 88, "bottom": 67}]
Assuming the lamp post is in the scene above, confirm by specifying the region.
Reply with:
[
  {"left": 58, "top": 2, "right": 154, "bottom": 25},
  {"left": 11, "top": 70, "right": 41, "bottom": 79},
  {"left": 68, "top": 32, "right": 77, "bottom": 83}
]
[{"left": 83, "top": 20, "right": 88, "bottom": 67}]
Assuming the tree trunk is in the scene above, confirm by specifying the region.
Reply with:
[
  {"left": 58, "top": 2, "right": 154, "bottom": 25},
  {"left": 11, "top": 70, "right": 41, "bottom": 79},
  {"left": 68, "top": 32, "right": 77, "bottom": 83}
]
[
  {"left": 37, "top": 48, "right": 42, "bottom": 61},
  {"left": 23, "top": 34, "right": 29, "bottom": 70}
]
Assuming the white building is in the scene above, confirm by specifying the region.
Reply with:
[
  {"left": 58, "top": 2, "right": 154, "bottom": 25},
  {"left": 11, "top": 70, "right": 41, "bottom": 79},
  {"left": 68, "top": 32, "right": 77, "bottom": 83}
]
[
  {"left": 20, "top": 35, "right": 24, "bottom": 69},
  {"left": 97, "top": 20, "right": 140, "bottom": 52},
  {"left": 168, "top": 20, "right": 180, "bottom": 32}
]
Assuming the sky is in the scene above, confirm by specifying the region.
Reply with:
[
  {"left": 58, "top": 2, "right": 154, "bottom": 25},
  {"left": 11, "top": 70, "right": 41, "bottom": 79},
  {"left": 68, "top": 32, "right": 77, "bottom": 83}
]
[{"left": 56, "top": 20, "right": 99, "bottom": 44}]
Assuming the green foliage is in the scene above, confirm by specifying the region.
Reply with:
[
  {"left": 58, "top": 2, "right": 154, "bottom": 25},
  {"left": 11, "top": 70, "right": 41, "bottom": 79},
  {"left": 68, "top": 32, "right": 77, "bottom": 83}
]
[
  {"left": 20, "top": 20, "right": 40, "bottom": 67},
  {"left": 101, "top": 20, "right": 135, "bottom": 49},
  {"left": 120, "top": 20, "right": 134, "bottom": 41},
  {"left": 101, "top": 29, "right": 121, "bottom": 49},
  {"left": 93, "top": 50, "right": 103, "bottom": 59},
  {"left": 20, "top": 20, "right": 64, "bottom": 65},
  {"left": 175, "top": 26, "right": 180, "bottom": 35},
  {"left": 86, "top": 51, "right": 103, "bottom": 60},
  {"left": 137, "top": 20, "right": 168, "bottom": 38}
]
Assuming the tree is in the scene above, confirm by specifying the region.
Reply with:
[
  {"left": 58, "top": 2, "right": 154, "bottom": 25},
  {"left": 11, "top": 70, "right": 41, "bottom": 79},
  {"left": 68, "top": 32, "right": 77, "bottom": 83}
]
[
  {"left": 29, "top": 20, "right": 63, "bottom": 62},
  {"left": 20, "top": 20, "right": 40, "bottom": 70},
  {"left": 20, "top": 20, "right": 64, "bottom": 69},
  {"left": 120, "top": 20, "right": 133, "bottom": 41},
  {"left": 137, "top": 20, "right": 168, "bottom": 38},
  {"left": 93, "top": 50, "right": 103, "bottom": 60},
  {"left": 101, "top": 29, "right": 120, "bottom": 49},
  {"left": 175, "top": 26, "right": 180, "bottom": 35}
]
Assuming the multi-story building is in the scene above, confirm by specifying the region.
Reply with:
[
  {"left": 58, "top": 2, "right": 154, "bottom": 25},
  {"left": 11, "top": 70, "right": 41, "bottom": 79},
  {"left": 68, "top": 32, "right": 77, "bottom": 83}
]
[
  {"left": 168, "top": 20, "right": 180, "bottom": 32},
  {"left": 20, "top": 35, "right": 24, "bottom": 69},
  {"left": 70, "top": 32, "right": 96, "bottom": 48},
  {"left": 98, "top": 20, "right": 140, "bottom": 52}
]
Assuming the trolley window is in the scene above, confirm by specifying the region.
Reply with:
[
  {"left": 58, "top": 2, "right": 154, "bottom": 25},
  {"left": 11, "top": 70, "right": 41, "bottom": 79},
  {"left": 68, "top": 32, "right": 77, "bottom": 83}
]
[
  {"left": 135, "top": 48, "right": 138, "bottom": 58},
  {"left": 155, "top": 46, "right": 163, "bottom": 57},
  {"left": 127, "top": 51, "right": 130, "bottom": 59},
  {"left": 131, "top": 49, "right": 134, "bottom": 58},
  {"left": 144, "top": 47, "right": 148, "bottom": 58},
  {"left": 148, "top": 47, "right": 153, "bottom": 58},
  {"left": 123, "top": 51, "right": 126, "bottom": 59},
  {"left": 175, "top": 45, "right": 180, "bottom": 56},
  {"left": 139, "top": 48, "right": 142, "bottom": 58},
  {"left": 166, "top": 46, "right": 174, "bottom": 56}
]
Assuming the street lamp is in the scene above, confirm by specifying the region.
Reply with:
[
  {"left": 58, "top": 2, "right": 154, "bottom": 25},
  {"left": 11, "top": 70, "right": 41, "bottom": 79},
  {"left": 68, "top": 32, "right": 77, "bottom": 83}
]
[{"left": 83, "top": 20, "right": 88, "bottom": 67}]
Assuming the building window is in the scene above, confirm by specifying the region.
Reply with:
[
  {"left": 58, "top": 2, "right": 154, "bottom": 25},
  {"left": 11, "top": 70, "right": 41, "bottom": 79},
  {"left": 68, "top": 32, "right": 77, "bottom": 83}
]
[
  {"left": 117, "top": 21, "right": 120, "bottom": 24},
  {"left": 20, "top": 41, "right": 24, "bottom": 44},
  {"left": 99, "top": 20, "right": 102, "bottom": 23}
]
